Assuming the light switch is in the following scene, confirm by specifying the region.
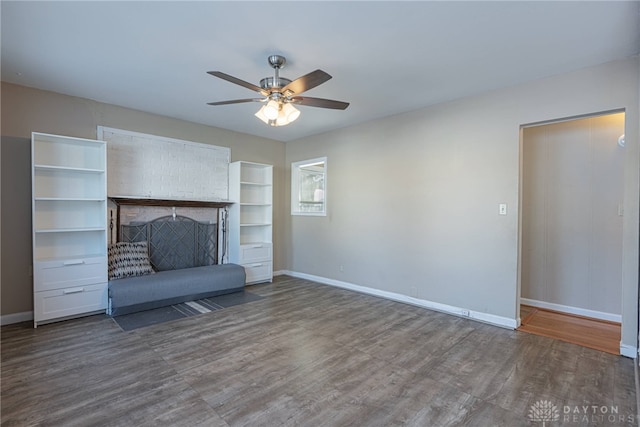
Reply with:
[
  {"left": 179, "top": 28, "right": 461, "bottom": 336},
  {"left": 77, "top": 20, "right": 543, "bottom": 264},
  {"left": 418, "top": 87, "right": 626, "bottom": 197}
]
[{"left": 499, "top": 203, "right": 507, "bottom": 215}]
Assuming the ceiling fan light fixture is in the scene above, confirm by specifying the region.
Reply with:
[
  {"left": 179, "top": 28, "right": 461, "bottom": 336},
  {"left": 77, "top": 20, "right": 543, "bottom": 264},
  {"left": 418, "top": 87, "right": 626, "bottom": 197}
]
[
  {"left": 255, "top": 101, "right": 301, "bottom": 127},
  {"left": 254, "top": 105, "right": 270, "bottom": 124},
  {"left": 275, "top": 114, "right": 289, "bottom": 127},
  {"left": 263, "top": 100, "right": 280, "bottom": 120},
  {"left": 282, "top": 102, "right": 300, "bottom": 123}
]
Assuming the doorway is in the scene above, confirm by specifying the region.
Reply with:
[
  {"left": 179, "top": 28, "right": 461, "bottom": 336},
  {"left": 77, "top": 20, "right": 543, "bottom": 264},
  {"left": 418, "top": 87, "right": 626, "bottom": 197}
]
[{"left": 519, "top": 112, "right": 625, "bottom": 353}]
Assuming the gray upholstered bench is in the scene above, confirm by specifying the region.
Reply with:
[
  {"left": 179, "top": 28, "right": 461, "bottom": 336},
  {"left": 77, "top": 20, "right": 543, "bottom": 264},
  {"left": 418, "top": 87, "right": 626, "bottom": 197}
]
[{"left": 108, "top": 263, "right": 245, "bottom": 316}]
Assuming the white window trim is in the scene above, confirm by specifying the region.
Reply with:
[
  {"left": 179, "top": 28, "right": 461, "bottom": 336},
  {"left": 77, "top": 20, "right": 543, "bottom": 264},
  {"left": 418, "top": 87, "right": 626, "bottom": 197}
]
[{"left": 291, "top": 157, "right": 327, "bottom": 216}]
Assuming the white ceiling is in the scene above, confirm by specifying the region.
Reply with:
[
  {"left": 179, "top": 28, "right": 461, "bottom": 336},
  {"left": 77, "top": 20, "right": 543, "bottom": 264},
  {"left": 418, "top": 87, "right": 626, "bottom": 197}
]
[{"left": 2, "top": 1, "right": 638, "bottom": 142}]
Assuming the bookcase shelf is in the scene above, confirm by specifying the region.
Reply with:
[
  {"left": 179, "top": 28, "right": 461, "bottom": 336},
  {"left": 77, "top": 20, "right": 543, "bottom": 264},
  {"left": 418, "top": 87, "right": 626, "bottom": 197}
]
[
  {"left": 229, "top": 161, "right": 273, "bottom": 284},
  {"left": 31, "top": 132, "right": 108, "bottom": 327}
]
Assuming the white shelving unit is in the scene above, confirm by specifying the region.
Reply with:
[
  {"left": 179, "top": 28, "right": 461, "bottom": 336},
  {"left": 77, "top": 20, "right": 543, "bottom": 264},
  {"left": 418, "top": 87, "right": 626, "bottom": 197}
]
[
  {"left": 32, "top": 132, "right": 108, "bottom": 327},
  {"left": 229, "top": 161, "right": 273, "bottom": 284}
]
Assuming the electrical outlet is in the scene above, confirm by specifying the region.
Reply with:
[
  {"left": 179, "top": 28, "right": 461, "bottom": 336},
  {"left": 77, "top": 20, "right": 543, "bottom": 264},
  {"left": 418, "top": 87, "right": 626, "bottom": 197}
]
[
  {"left": 339, "top": 265, "right": 344, "bottom": 272},
  {"left": 461, "top": 309, "right": 470, "bottom": 317}
]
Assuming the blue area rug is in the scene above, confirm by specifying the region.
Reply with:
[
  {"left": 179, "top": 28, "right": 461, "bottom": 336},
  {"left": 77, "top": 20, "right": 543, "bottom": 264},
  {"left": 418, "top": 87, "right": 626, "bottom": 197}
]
[{"left": 112, "top": 291, "right": 264, "bottom": 331}]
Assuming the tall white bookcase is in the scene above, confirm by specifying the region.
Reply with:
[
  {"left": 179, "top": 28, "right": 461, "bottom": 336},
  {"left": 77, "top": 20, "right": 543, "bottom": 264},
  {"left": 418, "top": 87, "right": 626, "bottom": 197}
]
[
  {"left": 31, "top": 132, "right": 108, "bottom": 327},
  {"left": 228, "top": 161, "right": 273, "bottom": 284}
]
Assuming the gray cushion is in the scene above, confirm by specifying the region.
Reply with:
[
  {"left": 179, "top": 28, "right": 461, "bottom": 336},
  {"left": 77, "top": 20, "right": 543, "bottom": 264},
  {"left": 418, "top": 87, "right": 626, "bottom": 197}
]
[{"left": 108, "top": 263, "right": 246, "bottom": 316}]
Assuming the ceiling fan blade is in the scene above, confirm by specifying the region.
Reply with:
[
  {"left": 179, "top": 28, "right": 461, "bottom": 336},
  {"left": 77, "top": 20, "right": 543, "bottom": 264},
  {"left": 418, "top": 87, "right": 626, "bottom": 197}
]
[
  {"left": 207, "top": 71, "right": 268, "bottom": 96},
  {"left": 207, "top": 98, "right": 263, "bottom": 106},
  {"left": 290, "top": 96, "right": 349, "bottom": 110},
  {"left": 281, "top": 70, "right": 332, "bottom": 95}
]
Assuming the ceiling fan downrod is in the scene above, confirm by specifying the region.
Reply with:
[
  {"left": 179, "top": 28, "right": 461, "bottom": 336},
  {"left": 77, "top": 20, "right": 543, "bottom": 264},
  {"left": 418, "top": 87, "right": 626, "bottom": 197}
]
[{"left": 260, "top": 55, "right": 290, "bottom": 92}]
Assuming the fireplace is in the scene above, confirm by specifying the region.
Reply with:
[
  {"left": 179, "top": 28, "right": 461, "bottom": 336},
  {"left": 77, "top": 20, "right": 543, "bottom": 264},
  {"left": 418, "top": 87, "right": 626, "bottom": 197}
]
[{"left": 109, "top": 198, "right": 233, "bottom": 268}]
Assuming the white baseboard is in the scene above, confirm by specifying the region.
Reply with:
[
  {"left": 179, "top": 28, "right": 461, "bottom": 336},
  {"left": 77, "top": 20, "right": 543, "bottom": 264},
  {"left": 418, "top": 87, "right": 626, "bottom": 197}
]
[
  {"left": 620, "top": 344, "right": 637, "bottom": 359},
  {"left": 283, "top": 270, "right": 517, "bottom": 330},
  {"left": 1, "top": 311, "right": 33, "bottom": 326},
  {"left": 520, "top": 298, "right": 621, "bottom": 323}
]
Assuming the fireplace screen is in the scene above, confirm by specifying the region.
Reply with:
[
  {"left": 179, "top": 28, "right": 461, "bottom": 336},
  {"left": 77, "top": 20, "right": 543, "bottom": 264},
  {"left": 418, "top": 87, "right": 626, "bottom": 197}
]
[{"left": 120, "top": 215, "right": 217, "bottom": 271}]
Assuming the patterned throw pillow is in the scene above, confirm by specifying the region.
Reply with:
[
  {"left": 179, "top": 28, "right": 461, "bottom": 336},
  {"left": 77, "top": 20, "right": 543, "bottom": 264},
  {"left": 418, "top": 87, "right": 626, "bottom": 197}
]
[{"left": 108, "top": 242, "right": 155, "bottom": 280}]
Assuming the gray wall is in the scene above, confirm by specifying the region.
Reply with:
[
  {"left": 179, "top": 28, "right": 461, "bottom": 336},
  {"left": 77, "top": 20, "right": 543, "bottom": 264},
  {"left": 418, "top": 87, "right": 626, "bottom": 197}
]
[
  {"left": 2, "top": 58, "right": 639, "bottom": 353},
  {"left": 1, "top": 82, "right": 285, "bottom": 317},
  {"left": 1, "top": 136, "right": 32, "bottom": 317},
  {"left": 521, "top": 114, "right": 625, "bottom": 317},
  {"left": 284, "top": 58, "right": 639, "bottom": 351}
]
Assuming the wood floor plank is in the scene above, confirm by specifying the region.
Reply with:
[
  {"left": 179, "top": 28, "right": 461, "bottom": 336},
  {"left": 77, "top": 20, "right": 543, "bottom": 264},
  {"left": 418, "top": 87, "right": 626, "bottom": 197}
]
[
  {"left": 518, "top": 305, "right": 621, "bottom": 354},
  {"left": 2, "top": 276, "right": 636, "bottom": 426}
]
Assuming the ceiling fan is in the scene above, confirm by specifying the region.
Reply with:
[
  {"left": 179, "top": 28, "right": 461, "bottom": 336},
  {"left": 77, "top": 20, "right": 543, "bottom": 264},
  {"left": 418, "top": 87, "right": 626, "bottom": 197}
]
[{"left": 207, "top": 55, "right": 349, "bottom": 127}]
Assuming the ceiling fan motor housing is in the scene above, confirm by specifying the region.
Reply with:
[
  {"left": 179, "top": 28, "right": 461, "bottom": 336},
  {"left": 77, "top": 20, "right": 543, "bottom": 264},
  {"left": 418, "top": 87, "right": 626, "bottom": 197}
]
[{"left": 260, "top": 76, "right": 292, "bottom": 91}]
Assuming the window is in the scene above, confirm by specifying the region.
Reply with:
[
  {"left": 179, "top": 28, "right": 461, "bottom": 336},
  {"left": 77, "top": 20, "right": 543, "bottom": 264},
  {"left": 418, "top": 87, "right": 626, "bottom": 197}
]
[{"left": 291, "top": 157, "right": 326, "bottom": 216}]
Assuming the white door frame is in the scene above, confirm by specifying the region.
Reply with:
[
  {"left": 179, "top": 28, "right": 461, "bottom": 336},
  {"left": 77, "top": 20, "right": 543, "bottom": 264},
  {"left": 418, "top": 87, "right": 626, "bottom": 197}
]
[{"left": 516, "top": 109, "right": 638, "bottom": 358}]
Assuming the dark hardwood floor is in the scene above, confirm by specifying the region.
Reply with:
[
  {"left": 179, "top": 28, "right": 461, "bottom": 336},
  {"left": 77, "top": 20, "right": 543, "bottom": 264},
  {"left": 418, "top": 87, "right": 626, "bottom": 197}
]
[{"left": 2, "top": 276, "right": 637, "bottom": 426}]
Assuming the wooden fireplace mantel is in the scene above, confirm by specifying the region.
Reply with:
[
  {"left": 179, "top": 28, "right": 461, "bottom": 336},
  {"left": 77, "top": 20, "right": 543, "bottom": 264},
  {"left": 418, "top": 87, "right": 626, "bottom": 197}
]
[{"left": 109, "top": 197, "right": 233, "bottom": 209}]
